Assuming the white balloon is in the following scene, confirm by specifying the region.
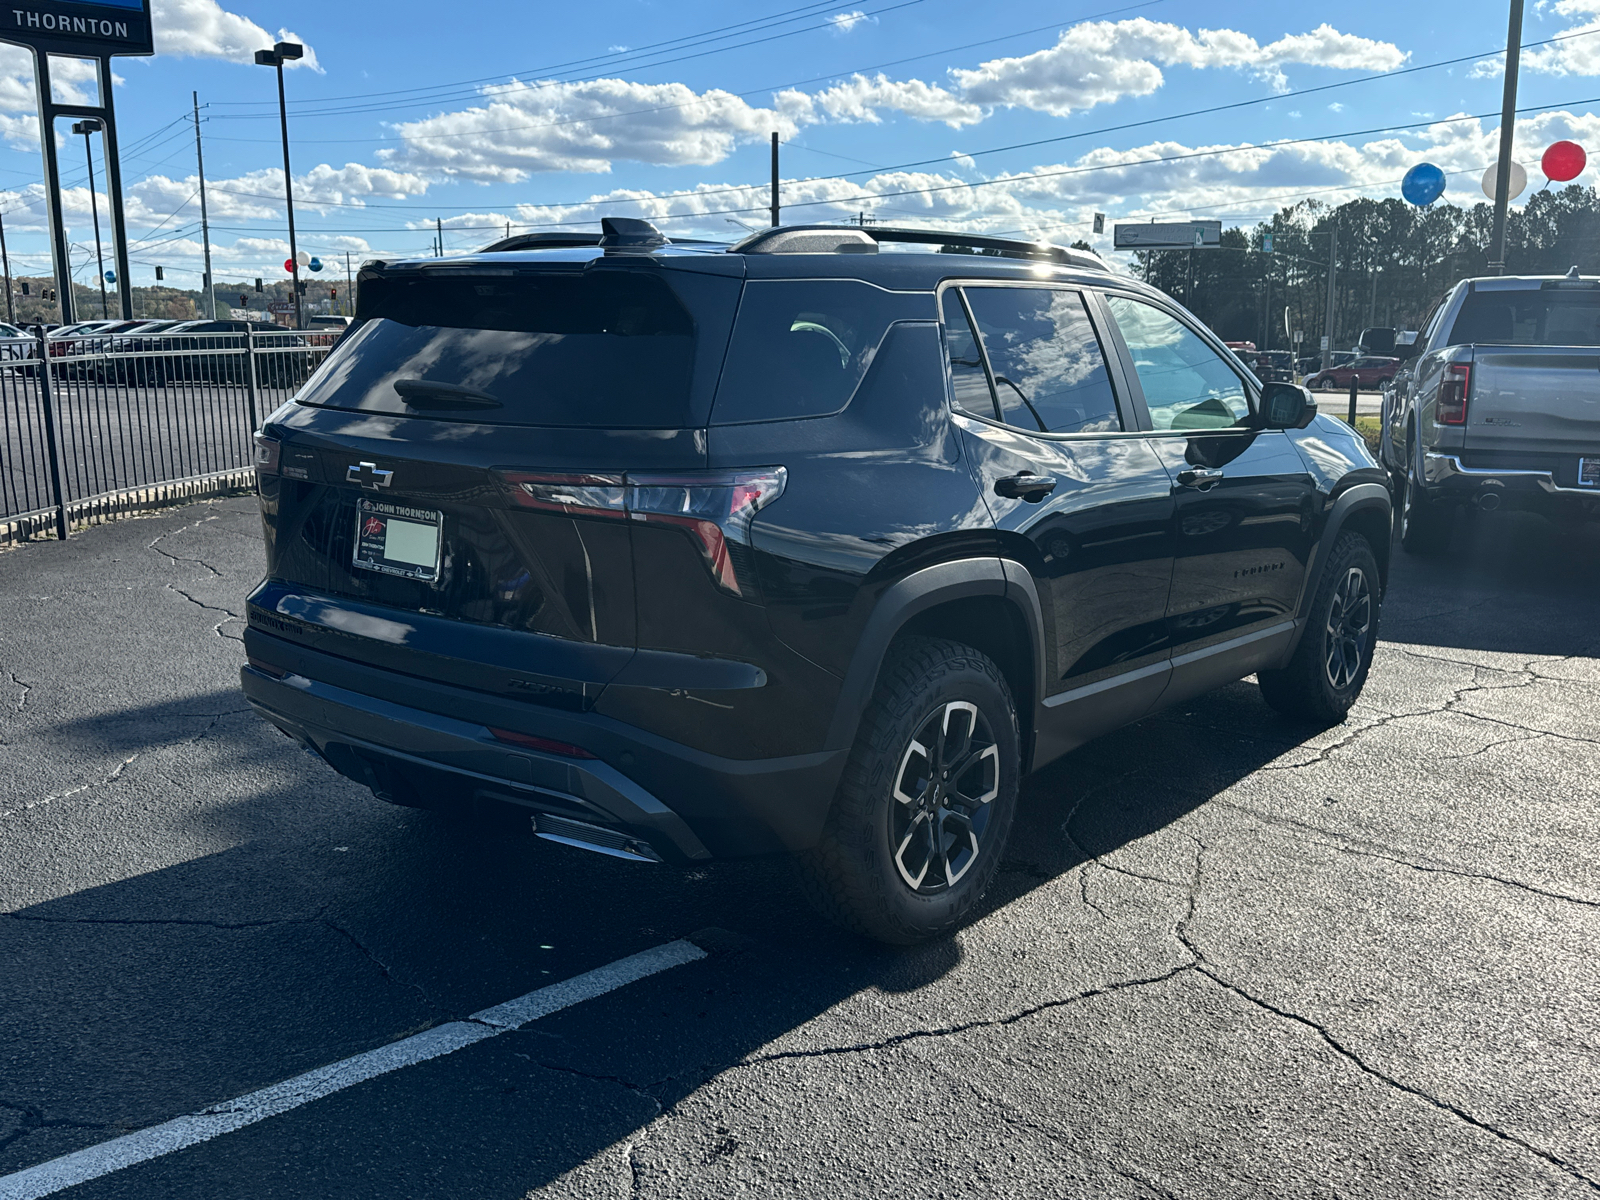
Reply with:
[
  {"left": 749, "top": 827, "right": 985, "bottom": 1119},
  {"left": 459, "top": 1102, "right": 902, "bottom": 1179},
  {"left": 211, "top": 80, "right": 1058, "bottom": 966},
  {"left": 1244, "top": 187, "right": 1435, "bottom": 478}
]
[
  {"left": 295, "top": 250, "right": 311, "bottom": 266},
  {"left": 1482, "top": 161, "right": 1528, "bottom": 202}
]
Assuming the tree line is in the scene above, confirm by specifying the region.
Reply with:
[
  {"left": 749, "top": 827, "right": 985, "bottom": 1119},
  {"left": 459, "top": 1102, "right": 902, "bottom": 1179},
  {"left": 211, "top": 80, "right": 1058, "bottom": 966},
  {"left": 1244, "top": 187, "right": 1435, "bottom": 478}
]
[{"left": 1129, "top": 184, "right": 1600, "bottom": 353}]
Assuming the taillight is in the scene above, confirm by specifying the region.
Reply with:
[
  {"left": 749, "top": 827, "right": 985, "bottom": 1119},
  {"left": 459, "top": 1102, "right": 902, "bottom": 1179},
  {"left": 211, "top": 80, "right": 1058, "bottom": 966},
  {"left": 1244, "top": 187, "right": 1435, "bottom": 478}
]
[
  {"left": 1437, "top": 363, "right": 1470, "bottom": 425},
  {"left": 252, "top": 432, "right": 281, "bottom": 476},
  {"left": 497, "top": 467, "right": 787, "bottom": 597},
  {"left": 489, "top": 727, "right": 597, "bottom": 759}
]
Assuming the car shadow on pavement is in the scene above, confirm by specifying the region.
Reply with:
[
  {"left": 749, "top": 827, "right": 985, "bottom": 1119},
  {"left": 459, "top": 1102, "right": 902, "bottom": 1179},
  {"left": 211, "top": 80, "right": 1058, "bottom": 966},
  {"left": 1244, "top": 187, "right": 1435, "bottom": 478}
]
[
  {"left": 1, "top": 677, "right": 1340, "bottom": 1195},
  {"left": 1381, "top": 507, "right": 1600, "bottom": 659}
]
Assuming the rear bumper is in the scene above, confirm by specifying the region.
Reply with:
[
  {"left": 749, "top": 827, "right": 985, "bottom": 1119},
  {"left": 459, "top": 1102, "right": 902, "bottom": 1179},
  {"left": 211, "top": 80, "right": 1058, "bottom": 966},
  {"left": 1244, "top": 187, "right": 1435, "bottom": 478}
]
[
  {"left": 1422, "top": 452, "right": 1600, "bottom": 508},
  {"left": 241, "top": 628, "right": 847, "bottom": 862}
]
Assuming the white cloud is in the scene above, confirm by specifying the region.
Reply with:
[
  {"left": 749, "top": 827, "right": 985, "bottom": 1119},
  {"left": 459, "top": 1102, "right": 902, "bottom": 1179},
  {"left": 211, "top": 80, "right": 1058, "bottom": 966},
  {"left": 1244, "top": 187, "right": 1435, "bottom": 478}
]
[
  {"left": 151, "top": 0, "right": 319, "bottom": 69},
  {"left": 829, "top": 10, "right": 870, "bottom": 33},
  {"left": 382, "top": 78, "right": 813, "bottom": 180},
  {"left": 811, "top": 74, "right": 984, "bottom": 127},
  {"left": 952, "top": 19, "right": 1407, "bottom": 115}
]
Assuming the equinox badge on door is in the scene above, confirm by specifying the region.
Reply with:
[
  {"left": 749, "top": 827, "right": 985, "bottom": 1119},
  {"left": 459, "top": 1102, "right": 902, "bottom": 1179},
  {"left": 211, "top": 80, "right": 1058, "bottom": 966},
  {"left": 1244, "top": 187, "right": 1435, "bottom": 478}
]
[{"left": 347, "top": 461, "right": 394, "bottom": 488}]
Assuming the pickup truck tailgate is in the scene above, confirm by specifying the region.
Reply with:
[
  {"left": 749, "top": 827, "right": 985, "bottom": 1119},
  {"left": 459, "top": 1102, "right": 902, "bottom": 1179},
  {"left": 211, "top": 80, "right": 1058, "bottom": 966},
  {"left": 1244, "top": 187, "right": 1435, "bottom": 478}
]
[{"left": 1468, "top": 346, "right": 1600, "bottom": 455}]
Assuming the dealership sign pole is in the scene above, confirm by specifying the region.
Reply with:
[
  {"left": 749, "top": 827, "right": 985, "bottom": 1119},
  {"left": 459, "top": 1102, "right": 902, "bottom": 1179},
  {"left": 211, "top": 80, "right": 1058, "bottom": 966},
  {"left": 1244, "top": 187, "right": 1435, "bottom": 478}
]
[{"left": 3, "top": 0, "right": 153, "bottom": 324}]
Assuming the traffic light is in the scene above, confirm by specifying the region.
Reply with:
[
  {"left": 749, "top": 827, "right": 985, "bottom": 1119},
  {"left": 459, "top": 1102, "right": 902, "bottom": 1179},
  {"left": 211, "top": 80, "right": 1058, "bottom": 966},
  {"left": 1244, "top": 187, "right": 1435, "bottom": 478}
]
[
  {"left": 254, "top": 278, "right": 263, "bottom": 292},
  {"left": 20, "top": 281, "right": 28, "bottom": 296},
  {"left": 330, "top": 287, "right": 337, "bottom": 301},
  {"left": 155, "top": 265, "right": 164, "bottom": 281}
]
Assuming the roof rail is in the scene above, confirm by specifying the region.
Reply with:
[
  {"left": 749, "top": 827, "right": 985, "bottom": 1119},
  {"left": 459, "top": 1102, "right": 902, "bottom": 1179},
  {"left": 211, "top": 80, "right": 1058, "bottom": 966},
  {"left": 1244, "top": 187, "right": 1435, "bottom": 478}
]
[
  {"left": 477, "top": 229, "right": 720, "bottom": 253},
  {"left": 731, "top": 224, "right": 1107, "bottom": 270}
]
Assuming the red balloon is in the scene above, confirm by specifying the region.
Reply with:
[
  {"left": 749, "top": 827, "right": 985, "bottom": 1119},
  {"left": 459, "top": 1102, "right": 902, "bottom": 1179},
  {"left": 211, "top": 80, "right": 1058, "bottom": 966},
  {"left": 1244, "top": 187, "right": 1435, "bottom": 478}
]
[
  {"left": 1542, "top": 140, "right": 1587, "bottom": 182},
  {"left": 283, "top": 258, "right": 295, "bottom": 273}
]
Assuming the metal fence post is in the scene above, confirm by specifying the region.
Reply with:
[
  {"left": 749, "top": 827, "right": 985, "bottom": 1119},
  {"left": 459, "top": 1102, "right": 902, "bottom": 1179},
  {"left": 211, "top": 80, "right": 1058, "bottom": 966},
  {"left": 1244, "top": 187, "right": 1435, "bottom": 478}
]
[
  {"left": 245, "top": 328, "right": 259, "bottom": 434},
  {"left": 33, "top": 331, "right": 69, "bottom": 540},
  {"left": 1347, "top": 376, "right": 1358, "bottom": 426}
]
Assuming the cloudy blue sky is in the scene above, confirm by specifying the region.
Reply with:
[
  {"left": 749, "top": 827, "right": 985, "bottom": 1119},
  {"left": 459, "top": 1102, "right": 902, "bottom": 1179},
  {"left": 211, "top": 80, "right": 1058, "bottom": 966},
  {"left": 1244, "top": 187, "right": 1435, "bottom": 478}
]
[{"left": 2, "top": 0, "right": 1599, "bottom": 290}]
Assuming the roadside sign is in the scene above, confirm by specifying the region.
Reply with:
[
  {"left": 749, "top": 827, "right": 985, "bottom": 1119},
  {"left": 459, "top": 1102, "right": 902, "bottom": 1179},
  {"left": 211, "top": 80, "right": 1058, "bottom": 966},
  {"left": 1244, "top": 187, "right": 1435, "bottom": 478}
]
[
  {"left": 0, "top": 0, "right": 154, "bottom": 57},
  {"left": 1319, "top": 335, "right": 1330, "bottom": 351},
  {"left": 1293, "top": 329, "right": 1303, "bottom": 344},
  {"left": 1092, "top": 212, "right": 1105, "bottom": 234},
  {"left": 1113, "top": 220, "right": 1222, "bottom": 250},
  {"left": 1263, "top": 233, "right": 1274, "bottom": 253},
  {"left": 268, "top": 300, "right": 294, "bottom": 315}
]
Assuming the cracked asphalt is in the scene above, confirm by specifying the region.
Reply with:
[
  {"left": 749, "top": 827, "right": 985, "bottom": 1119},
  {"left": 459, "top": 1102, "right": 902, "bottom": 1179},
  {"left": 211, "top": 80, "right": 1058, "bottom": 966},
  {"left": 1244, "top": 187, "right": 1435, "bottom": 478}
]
[{"left": 1, "top": 494, "right": 1597, "bottom": 1198}]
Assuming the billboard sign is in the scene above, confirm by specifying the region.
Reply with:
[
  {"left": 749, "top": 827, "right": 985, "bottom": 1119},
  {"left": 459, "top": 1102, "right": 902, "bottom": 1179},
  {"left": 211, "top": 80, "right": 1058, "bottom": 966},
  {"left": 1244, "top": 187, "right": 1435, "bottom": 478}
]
[
  {"left": 1113, "top": 220, "right": 1222, "bottom": 250},
  {"left": 1, "top": 0, "right": 153, "bottom": 57}
]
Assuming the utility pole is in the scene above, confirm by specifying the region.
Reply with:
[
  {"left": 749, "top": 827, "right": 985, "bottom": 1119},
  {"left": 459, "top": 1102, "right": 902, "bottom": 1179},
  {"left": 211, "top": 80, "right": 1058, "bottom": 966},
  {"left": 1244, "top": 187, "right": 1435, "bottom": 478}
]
[
  {"left": 436, "top": 216, "right": 443, "bottom": 257},
  {"left": 770, "top": 132, "right": 780, "bottom": 227},
  {"left": 0, "top": 208, "right": 12, "bottom": 324},
  {"left": 1322, "top": 226, "right": 1338, "bottom": 373},
  {"left": 193, "top": 92, "right": 215, "bottom": 318},
  {"left": 344, "top": 250, "right": 353, "bottom": 317},
  {"left": 1489, "top": 0, "right": 1525, "bottom": 274}
]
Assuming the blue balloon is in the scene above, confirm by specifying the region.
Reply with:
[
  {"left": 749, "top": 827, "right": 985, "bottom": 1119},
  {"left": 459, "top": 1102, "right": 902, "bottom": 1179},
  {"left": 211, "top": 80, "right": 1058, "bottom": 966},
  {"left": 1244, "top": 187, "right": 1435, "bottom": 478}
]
[
  {"left": 307, "top": 257, "right": 323, "bottom": 272},
  {"left": 1402, "top": 163, "right": 1446, "bottom": 206},
  {"left": 103, "top": 270, "right": 116, "bottom": 283}
]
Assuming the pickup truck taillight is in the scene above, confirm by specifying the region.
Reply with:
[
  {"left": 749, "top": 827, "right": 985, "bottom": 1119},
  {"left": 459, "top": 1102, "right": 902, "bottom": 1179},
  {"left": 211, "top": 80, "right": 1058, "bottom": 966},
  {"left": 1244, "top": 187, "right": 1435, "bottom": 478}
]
[
  {"left": 1437, "top": 363, "right": 1471, "bottom": 425},
  {"left": 497, "top": 468, "right": 787, "bottom": 597}
]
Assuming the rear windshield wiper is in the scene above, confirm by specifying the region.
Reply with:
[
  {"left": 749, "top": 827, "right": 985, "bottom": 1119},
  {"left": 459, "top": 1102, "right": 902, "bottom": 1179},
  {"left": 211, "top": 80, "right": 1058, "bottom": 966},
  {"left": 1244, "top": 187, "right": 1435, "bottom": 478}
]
[{"left": 393, "top": 378, "right": 502, "bottom": 410}]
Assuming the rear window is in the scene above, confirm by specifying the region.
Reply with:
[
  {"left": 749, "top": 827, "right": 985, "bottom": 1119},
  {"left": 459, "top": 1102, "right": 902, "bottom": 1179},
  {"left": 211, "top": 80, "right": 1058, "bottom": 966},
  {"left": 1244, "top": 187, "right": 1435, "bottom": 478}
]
[
  {"left": 711, "top": 280, "right": 930, "bottom": 424},
  {"left": 1447, "top": 288, "right": 1600, "bottom": 347},
  {"left": 299, "top": 267, "right": 740, "bottom": 427}
]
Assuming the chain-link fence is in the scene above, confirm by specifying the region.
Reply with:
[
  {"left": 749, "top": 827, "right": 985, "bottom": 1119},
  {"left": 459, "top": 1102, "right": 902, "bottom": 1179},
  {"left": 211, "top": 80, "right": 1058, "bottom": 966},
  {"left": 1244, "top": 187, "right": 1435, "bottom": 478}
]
[{"left": 0, "top": 328, "right": 339, "bottom": 543}]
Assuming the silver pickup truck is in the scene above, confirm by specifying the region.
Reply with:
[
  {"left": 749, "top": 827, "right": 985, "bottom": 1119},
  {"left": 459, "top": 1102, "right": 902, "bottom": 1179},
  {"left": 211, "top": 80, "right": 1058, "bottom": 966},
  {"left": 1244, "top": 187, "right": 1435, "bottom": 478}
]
[{"left": 1380, "top": 271, "right": 1600, "bottom": 553}]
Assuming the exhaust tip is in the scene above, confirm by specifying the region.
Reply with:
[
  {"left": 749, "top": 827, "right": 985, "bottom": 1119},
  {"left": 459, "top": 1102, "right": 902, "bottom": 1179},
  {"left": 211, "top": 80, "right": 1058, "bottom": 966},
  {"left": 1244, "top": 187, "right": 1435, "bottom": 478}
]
[{"left": 1475, "top": 490, "right": 1502, "bottom": 511}]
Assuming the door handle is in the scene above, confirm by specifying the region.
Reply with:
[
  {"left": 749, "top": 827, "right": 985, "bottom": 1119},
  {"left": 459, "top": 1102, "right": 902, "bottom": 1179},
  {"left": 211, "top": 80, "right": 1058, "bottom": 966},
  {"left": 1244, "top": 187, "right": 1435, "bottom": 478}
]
[
  {"left": 994, "top": 473, "right": 1057, "bottom": 502},
  {"left": 1176, "top": 467, "right": 1224, "bottom": 490}
]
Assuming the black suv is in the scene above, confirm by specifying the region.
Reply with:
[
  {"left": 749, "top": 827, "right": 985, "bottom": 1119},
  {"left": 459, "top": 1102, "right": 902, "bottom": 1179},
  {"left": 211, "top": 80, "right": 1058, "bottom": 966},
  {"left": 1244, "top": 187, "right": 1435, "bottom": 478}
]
[{"left": 242, "top": 219, "right": 1391, "bottom": 943}]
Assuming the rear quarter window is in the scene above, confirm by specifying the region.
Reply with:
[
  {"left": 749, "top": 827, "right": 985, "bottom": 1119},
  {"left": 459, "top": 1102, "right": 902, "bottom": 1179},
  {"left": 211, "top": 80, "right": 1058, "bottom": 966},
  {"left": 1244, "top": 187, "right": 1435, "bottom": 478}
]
[{"left": 710, "top": 280, "right": 934, "bottom": 424}]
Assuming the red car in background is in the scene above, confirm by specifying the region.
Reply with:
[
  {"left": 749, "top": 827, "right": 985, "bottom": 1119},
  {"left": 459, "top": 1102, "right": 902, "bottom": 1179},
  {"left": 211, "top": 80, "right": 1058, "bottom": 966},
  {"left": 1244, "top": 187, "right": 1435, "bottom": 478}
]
[{"left": 1306, "top": 355, "right": 1401, "bottom": 391}]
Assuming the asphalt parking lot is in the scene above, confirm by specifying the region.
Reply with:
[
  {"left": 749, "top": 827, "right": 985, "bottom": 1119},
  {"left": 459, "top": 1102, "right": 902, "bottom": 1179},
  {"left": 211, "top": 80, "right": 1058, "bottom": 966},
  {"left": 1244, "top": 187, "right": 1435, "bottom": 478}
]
[{"left": 2, "top": 493, "right": 1597, "bottom": 1198}]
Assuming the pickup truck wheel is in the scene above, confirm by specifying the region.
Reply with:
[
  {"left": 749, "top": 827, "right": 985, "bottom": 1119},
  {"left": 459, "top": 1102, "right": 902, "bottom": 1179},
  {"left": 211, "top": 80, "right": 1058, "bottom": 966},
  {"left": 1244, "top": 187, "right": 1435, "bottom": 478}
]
[
  {"left": 796, "top": 636, "right": 1020, "bottom": 945},
  {"left": 1257, "top": 531, "right": 1380, "bottom": 725},
  {"left": 1399, "top": 457, "right": 1452, "bottom": 555}
]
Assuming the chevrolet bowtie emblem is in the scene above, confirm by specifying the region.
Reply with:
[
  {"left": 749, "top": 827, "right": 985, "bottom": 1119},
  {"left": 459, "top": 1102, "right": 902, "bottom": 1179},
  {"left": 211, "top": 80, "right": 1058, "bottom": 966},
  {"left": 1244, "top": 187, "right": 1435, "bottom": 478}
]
[{"left": 347, "top": 461, "right": 394, "bottom": 489}]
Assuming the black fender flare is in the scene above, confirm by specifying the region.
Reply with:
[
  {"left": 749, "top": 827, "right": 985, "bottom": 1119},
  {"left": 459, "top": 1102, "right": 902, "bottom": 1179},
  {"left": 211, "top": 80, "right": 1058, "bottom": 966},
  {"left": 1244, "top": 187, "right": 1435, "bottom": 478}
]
[
  {"left": 824, "top": 557, "right": 1046, "bottom": 752},
  {"left": 1280, "top": 482, "right": 1392, "bottom": 663}
]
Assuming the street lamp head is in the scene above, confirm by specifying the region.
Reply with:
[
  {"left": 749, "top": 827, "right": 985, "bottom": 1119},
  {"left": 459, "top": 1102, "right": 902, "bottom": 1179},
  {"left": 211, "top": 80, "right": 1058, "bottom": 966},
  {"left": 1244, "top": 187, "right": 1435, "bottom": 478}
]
[
  {"left": 71, "top": 118, "right": 102, "bottom": 135},
  {"left": 253, "top": 48, "right": 279, "bottom": 66},
  {"left": 273, "top": 41, "right": 304, "bottom": 60}
]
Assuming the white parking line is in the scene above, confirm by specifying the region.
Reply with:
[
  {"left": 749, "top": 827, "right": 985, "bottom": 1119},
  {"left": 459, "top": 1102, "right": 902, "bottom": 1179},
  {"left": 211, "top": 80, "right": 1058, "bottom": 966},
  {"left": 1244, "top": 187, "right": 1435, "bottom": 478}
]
[{"left": 0, "top": 939, "right": 706, "bottom": 1200}]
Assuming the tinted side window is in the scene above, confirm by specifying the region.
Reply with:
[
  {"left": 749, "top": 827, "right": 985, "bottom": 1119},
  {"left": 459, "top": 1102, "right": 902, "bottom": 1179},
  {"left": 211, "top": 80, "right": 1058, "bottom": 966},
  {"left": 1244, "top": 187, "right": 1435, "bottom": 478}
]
[
  {"left": 941, "top": 290, "right": 996, "bottom": 419},
  {"left": 962, "top": 287, "right": 1121, "bottom": 434},
  {"left": 713, "top": 280, "right": 914, "bottom": 424},
  {"left": 1104, "top": 295, "right": 1250, "bottom": 431}
]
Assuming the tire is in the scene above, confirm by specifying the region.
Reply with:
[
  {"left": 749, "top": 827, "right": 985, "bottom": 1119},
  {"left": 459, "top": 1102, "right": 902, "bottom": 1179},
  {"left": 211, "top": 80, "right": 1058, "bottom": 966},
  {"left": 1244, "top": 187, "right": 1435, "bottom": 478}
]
[
  {"left": 796, "top": 636, "right": 1021, "bottom": 945},
  {"left": 1399, "top": 450, "right": 1452, "bottom": 555},
  {"left": 1318, "top": 377, "right": 1337, "bottom": 392},
  {"left": 1257, "top": 531, "right": 1380, "bottom": 725}
]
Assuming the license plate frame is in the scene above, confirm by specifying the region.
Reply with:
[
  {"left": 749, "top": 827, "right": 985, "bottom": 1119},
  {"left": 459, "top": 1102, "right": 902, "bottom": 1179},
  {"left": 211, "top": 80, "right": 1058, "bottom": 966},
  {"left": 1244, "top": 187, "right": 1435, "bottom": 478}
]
[
  {"left": 352, "top": 498, "right": 443, "bottom": 582},
  {"left": 1581, "top": 458, "right": 1600, "bottom": 489}
]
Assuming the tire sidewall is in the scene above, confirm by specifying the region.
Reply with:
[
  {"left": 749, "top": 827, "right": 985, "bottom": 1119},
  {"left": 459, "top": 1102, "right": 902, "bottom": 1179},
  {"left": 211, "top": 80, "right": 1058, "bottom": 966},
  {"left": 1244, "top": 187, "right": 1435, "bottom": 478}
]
[
  {"left": 849, "top": 650, "right": 1020, "bottom": 941},
  {"left": 1312, "top": 536, "right": 1381, "bottom": 713}
]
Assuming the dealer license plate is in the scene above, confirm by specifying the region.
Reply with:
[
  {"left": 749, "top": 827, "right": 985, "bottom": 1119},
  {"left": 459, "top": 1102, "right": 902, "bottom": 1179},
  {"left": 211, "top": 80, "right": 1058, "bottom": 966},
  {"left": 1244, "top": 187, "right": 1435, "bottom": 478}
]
[
  {"left": 1581, "top": 458, "right": 1600, "bottom": 489},
  {"left": 352, "top": 498, "right": 443, "bottom": 582}
]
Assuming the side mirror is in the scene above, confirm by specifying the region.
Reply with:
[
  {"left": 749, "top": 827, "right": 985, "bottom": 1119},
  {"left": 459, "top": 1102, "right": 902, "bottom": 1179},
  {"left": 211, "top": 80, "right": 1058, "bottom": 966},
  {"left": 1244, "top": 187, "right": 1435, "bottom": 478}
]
[{"left": 1259, "top": 381, "right": 1316, "bottom": 430}]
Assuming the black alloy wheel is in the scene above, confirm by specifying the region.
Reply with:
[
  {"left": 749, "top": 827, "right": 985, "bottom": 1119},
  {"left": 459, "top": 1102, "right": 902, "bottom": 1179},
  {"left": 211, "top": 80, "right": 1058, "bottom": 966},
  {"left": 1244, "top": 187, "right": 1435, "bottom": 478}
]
[
  {"left": 797, "top": 636, "right": 1020, "bottom": 944},
  {"left": 1323, "top": 565, "right": 1373, "bottom": 692},
  {"left": 888, "top": 700, "right": 1000, "bottom": 893},
  {"left": 1399, "top": 452, "right": 1451, "bottom": 555},
  {"left": 1257, "top": 531, "right": 1381, "bottom": 725}
]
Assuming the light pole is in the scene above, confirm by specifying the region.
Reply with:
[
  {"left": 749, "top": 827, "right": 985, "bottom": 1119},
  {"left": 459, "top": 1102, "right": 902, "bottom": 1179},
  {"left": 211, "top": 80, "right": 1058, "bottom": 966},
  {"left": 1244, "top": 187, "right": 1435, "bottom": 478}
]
[
  {"left": 254, "top": 41, "right": 305, "bottom": 329},
  {"left": 72, "top": 118, "right": 109, "bottom": 319}
]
